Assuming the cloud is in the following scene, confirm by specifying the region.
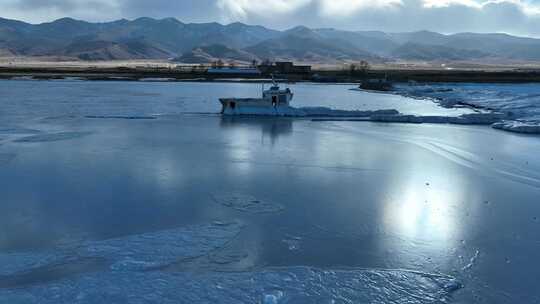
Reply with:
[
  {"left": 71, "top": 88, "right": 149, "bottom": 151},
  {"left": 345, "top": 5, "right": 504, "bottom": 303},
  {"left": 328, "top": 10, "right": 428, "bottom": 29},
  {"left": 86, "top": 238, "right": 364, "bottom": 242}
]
[
  {"left": 217, "top": 0, "right": 311, "bottom": 19},
  {"left": 212, "top": 0, "right": 540, "bottom": 36},
  {"left": 116, "top": 0, "right": 221, "bottom": 22},
  {"left": 1, "top": 0, "right": 540, "bottom": 36},
  {"left": 215, "top": 0, "right": 404, "bottom": 19},
  {"left": 318, "top": 0, "right": 403, "bottom": 16},
  {"left": 2, "top": 0, "right": 120, "bottom": 22}
]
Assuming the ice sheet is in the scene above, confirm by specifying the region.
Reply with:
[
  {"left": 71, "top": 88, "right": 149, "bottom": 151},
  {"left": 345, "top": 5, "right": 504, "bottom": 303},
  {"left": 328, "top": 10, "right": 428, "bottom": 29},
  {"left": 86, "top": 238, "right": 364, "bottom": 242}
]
[
  {"left": 395, "top": 84, "right": 540, "bottom": 119},
  {"left": 300, "top": 107, "right": 400, "bottom": 117},
  {"left": 0, "top": 153, "right": 16, "bottom": 165},
  {"left": 79, "top": 220, "right": 244, "bottom": 270},
  {"left": 0, "top": 267, "right": 461, "bottom": 304},
  {"left": 212, "top": 193, "right": 284, "bottom": 213},
  {"left": 2, "top": 80, "right": 540, "bottom": 303},
  {"left": 0, "top": 218, "right": 461, "bottom": 303},
  {"left": 0, "top": 127, "right": 41, "bottom": 135},
  {"left": 370, "top": 112, "right": 507, "bottom": 125},
  {"left": 492, "top": 120, "right": 540, "bottom": 134},
  {"left": 84, "top": 115, "right": 157, "bottom": 120},
  {"left": 13, "top": 132, "right": 93, "bottom": 143},
  {"left": 0, "top": 252, "right": 67, "bottom": 277},
  {"left": 394, "top": 83, "right": 540, "bottom": 134},
  {"left": 222, "top": 106, "right": 400, "bottom": 117},
  {"left": 0, "top": 221, "right": 244, "bottom": 275}
]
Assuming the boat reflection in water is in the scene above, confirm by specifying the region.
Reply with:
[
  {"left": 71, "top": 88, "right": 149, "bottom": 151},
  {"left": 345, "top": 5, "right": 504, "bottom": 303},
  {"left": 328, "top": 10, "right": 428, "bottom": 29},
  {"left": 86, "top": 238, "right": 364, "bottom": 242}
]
[{"left": 220, "top": 116, "right": 293, "bottom": 146}]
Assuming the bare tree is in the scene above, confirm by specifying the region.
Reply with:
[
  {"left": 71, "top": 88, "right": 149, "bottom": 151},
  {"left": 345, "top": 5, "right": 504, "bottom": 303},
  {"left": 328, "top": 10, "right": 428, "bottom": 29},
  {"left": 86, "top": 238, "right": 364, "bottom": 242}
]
[
  {"left": 216, "top": 59, "right": 225, "bottom": 68},
  {"left": 349, "top": 61, "right": 370, "bottom": 76},
  {"left": 261, "top": 59, "right": 272, "bottom": 66},
  {"left": 349, "top": 63, "right": 358, "bottom": 75},
  {"left": 358, "top": 60, "right": 371, "bottom": 75}
]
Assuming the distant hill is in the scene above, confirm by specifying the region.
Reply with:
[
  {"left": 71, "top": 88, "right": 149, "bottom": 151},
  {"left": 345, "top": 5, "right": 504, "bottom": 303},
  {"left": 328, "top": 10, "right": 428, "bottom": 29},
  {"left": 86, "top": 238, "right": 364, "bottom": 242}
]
[
  {"left": 0, "top": 17, "right": 278, "bottom": 60},
  {"left": 390, "top": 42, "right": 489, "bottom": 61},
  {"left": 245, "top": 26, "right": 379, "bottom": 62},
  {"left": 314, "top": 29, "right": 398, "bottom": 57},
  {"left": 440, "top": 33, "right": 540, "bottom": 61},
  {"left": 388, "top": 30, "right": 450, "bottom": 45},
  {"left": 2, "top": 17, "right": 540, "bottom": 63},
  {"left": 63, "top": 39, "right": 172, "bottom": 60},
  {"left": 174, "top": 44, "right": 256, "bottom": 63}
]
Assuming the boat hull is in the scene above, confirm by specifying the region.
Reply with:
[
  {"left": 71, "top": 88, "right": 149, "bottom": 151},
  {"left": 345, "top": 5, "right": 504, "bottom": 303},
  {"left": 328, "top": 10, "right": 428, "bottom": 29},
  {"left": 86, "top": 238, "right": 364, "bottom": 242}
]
[{"left": 219, "top": 98, "right": 301, "bottom": 116}]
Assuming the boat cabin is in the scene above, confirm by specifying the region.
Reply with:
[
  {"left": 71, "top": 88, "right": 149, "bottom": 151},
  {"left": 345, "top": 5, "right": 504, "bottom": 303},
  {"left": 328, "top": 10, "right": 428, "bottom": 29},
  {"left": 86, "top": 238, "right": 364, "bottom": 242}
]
[{"left": 263, "top": 85, "right": 293, "bottom": 107}]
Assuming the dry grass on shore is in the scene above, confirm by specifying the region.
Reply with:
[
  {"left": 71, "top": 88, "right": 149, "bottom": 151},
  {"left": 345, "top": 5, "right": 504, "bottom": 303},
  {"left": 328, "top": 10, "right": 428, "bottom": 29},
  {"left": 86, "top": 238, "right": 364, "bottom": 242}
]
[{"left": 2, "top": 56, "right": 540, "bottom": 72}]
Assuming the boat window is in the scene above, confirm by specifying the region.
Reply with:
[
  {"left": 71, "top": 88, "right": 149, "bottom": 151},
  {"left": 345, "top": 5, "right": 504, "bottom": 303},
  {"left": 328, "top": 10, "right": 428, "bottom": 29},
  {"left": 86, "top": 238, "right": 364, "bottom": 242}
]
[{"left": 230, "top": 102, "right": 236, "bottom": 109}]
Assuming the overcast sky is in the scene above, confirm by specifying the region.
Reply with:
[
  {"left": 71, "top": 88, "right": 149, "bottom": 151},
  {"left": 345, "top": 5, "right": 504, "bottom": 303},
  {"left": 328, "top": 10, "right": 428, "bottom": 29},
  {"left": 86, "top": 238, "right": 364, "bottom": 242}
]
[{"left": 2, "top": 0, "right": 540, "bottom": 36}]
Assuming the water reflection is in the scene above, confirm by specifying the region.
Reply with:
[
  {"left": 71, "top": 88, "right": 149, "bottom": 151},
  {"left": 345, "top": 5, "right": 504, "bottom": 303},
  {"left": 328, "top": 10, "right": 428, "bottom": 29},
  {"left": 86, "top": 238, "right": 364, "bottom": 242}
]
[
  {"left": 377, "top": 159, "right": 467, "bottom": 269},
  {"left": 220, "top": 117, "right": 293, "bottom": 146},
  {"left": 384, "top": 184, "right": 455, "bottom": 242}
]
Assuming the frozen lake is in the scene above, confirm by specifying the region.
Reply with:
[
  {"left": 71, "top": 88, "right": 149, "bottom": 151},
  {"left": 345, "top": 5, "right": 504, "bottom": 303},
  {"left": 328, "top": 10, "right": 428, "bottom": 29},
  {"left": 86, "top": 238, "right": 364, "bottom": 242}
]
[
  {"left": 1, "top": 80, "right": 540, "bottom": 303},
  {"left": 0, "top": 80, "right": 472, "bottom": 123}
]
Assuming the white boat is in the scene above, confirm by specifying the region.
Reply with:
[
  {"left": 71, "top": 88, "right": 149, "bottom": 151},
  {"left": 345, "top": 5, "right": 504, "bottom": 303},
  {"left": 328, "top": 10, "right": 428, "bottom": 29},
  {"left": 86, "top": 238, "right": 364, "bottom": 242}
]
[{"left": 219, "top": 79, "right": 297, "bottom": 116}]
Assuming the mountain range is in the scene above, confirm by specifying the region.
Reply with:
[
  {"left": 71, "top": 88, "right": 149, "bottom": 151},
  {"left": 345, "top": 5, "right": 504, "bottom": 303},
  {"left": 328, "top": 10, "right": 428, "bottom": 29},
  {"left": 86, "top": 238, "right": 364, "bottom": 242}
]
[{"left": 2, "top": 17, "right": 540, "bottom": 63}]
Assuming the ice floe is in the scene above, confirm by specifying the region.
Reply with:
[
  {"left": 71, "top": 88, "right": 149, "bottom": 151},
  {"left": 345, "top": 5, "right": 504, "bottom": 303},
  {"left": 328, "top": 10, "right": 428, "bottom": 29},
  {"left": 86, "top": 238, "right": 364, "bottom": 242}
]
[
  {"left": 492, "top": 120, "right": 540, "bottom": 134},
  {"left": 462, "top": 250, "right": 480, "bottom": 271},
  {"left": 212, "top": 193, "right": 284, "bottom": 213},
  {"left": 371, "top": 112, "right": 507, "bottom": 125},
  {"left": 0, "top": 221, "right": 244, "bottom": 275},
  {"left": 395, "top": 83, "right": 540, "bottom": 118},
  {"left": 223, "top": 106, "right": 400, "bottom": 118},
  {"left": 0, "top": 267, "right": 462, "bottom": 304},
  {"left": 300, "top": 107, "right": 400, "bottom": 117},
  {"left": 13, "top": 132, "right": 93, "bottom": 143},
  {"left": 392, "top": 83, "right": 540, "bottom": 134},
  {"left": 0, "top": 251, "right": 67, "bottom": 277},
  {"left": 172, "top": 239, "right": 252, "bottom": 272},
  {"left": 282, "top": 235, "right": 302, "bottom": 251},
  {"left": 84, "top": 115, "right": 157, "bottom": 120},
  {"left": 79, "top": 221, "right": 244, "bottom": 270},
  {"left": 0, "top": 219, "right": 462, "bottom": 303},
  {"left": 452, "top": 113, "right": 507, "bottom": 124},
  {"left": 225, "top": 96, "right": 540, "bottom": 134}
]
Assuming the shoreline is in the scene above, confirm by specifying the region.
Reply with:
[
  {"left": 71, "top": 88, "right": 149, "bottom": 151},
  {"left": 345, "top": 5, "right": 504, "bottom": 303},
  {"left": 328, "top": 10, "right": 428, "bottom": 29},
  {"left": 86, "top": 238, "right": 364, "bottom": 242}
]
[{"left": 3, "top": 65, "right": 540, "bottom": 83}]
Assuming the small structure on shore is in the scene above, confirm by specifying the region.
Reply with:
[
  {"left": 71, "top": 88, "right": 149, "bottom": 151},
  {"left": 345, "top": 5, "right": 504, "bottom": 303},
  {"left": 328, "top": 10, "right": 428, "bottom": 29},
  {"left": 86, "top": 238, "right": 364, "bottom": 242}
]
[{"left": 258, "top": 62, "right": 312, "bottom": 75}]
